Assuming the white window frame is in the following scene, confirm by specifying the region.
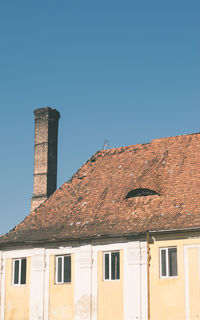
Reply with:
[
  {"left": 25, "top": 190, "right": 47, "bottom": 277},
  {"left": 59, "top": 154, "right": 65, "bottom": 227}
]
[
  {"left": 55, "top": 255, "right": 71, "bottom": 284},
  {"left": 159, "top": 247, "right": 178, "bottom": 278},
  {"left": 103, "top": 251, "right": 120, "bottom": 281},
  {"left": 12, "top": 258, "right": 26, "bottom": 286}
]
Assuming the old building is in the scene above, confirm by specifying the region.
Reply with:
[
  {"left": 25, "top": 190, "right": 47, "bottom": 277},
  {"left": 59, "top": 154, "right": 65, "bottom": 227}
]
[{"left": 0, "top": 107, "right": 200, "bottom": 320}]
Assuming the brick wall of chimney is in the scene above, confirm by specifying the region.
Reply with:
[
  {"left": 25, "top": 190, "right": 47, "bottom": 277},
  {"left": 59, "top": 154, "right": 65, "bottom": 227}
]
[{"left": 31, "top": 107, "right": 60, "bottom": 211}]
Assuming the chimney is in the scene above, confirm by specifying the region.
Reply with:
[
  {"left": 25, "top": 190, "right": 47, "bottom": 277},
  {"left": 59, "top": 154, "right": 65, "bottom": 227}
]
[{"left": 31, "top": 107, "right": 60, "bottom": 211}]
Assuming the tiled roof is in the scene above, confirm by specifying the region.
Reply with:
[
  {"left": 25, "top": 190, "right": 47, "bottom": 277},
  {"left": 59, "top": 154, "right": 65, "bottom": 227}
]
[{"left": 1, "top": 133, "right": 200, "bottom": 244}]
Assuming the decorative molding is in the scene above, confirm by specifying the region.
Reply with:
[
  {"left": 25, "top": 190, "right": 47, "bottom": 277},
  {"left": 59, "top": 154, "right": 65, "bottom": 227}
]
[
  {"left": 79, "top": 247, "right": 92, "bottom": 269},
  {"left": 75, "top": 245, "right": 93, "bottom": 320},
  {"left": 0, "top": 251, "right": 3, "bottom": 275},
  {"left": 31, "top": 254, "right": 45, "bottom": 272},
  {"left": 29, "top": 249, "right": 46, "bottom": 320},
  {"left": 0, "top": 252, "right": 6, "bottom": 320},
  {"left": 44, "top": 252, "right": 50, "bottom": 320},
  {"left": 127, "top": 242, "right": 141, "bottom": 265},
  {"left": 125, "top": 241, "right": 148, "bottom": 320},
  {"left": 141, "top": 243, "right": 147, "bottom": 265}
]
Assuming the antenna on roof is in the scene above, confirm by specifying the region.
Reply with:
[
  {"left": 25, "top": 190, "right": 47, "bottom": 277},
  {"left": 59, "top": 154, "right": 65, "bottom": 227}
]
[{"left": 103, "top": 139, "right": 110, "bottom": 150}]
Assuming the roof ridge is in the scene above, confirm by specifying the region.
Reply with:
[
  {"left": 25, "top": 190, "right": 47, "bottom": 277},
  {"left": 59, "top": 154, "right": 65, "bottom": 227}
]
[
  {"left": 85, "top": 131, "right": 200, "bottom": 158},
  {"left": 53, "top": 131, "right": 200, "bottom": 195}
]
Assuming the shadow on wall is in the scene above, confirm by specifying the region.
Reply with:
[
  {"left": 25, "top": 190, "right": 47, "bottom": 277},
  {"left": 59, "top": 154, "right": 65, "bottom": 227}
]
[{"left": 75, "top": 294, "right": 96, "bottom": 319}]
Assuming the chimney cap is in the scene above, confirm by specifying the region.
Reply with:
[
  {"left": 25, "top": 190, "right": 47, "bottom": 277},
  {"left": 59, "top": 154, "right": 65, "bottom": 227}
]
[{"left": 34, "top": 107, "right": 60, "bottom": 120}]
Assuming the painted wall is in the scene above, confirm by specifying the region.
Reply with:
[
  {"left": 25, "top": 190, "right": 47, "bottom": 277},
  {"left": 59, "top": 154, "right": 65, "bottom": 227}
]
[
  {"left": 97, "top": 250, "right": 124, "bottom": 320},
  {"left": 150, "top": 234, "right": 200, "bottom": 320},
  {"left": 4, "top": 257, "right": 31, "bottom": 320},
  {"left": 0, "top": 240, "right": 147, "bottom": 320},
  {"left": 49, "top": 254, "right": 74, "bottom": 320},
  {"left": 187, "top": 247, "right": 200, "bottom": 319}
]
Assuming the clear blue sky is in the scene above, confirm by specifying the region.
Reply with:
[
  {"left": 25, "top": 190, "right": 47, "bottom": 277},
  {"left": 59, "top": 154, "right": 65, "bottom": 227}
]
[{"left": 0, "top": 0, "right": 199, "bottom": 235}]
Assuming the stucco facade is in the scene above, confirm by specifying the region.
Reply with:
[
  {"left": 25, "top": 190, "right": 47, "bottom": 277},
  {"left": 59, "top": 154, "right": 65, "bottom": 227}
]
[
  {"left": 149, "top": 232, "right": 200, "bottom": 320},
  {"left": 0, "top": 240, "right": 148, "bottom": 319}
]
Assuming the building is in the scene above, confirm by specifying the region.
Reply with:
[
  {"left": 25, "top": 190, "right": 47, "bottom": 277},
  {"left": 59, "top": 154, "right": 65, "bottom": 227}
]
[{"left": 0, "top": 107, "right": 199, "bottom": 320}]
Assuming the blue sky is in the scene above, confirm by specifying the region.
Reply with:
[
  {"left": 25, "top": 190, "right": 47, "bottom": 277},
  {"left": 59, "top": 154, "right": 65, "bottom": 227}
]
[{"left": 0, "top": 0, "right": 199, "bottom": 235}]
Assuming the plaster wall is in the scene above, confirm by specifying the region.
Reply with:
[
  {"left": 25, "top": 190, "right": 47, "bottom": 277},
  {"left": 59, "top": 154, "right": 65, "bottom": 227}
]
[
  {"left": 188, "top": 248, "right": 200, "bottom": 319},
  {"left": 97, "top": 250, "right": 124, "bottom": 320},
  {"left": 150, "top": 235, "right": 200, "bottom": 320},
  {"left": 49, "top": 254, "right": 74, "bottom": 320},
  {"left": 0, "top": 240, "right": 148, "bottom": 320},
  {"left": 4, "top": 257, "right": 31, "bottom": 320}
]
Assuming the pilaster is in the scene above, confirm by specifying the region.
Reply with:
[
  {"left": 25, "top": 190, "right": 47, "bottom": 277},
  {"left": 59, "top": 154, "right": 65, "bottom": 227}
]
[
  {"left": 29, "top": 249, "right": 46, "bottom": 320},
  {"left": 124, "top": 241, "right": 148, "bottom": 320},
  {"left": 0, "top": 252, "right": 5, "bottom": 320},
  {"left": 75, "top": 245, "right": 93, "bottom": 320}
]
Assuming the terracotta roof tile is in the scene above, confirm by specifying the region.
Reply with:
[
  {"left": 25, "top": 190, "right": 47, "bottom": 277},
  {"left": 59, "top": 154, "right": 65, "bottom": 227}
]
[{"left": 0, "top": 132, "right": 200, "bottom": 244}]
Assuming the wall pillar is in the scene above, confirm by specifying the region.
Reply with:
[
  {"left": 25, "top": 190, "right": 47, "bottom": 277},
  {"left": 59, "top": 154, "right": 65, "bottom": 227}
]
[
  {"left": 124, "top": 241, "right": 148, "bottom": 320},
  {"left": 0, "top": 251, "right": 5, "bottom": 320},
  {"left": 141, "top": 242, "right": 148, "bottom": 319},
  {"left": 75, "top": 245, "right": 93, "bottom": 320},
  {"left": 29, "top": 249, "right": 46, "bottom": 320}
]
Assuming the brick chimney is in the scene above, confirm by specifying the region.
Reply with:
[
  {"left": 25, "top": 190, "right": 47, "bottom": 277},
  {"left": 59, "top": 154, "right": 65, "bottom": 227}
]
[{"left": 31, "top": 107, "right": 60, "bottom": 211}]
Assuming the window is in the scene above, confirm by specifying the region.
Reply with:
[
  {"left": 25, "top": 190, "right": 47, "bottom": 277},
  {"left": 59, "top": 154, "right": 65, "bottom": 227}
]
[
  {"left": 103, "top": 251, "right": 120, "bottom": 280},
  {"left": 125, "top": 188, "right": 159, "bottom": 199},
  {"left": 160, "top": 247, "right": 177, "bottom": 278},
  {"left": 56, "top": 255, "right": 71, "bottom": 284},
  {"left": 13, "top": 258, "right": 26, "bottom": 285}
]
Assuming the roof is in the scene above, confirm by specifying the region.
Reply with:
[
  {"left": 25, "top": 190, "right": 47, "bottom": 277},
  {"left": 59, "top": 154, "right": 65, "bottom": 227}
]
[{"left": 1, "top": 132, "right": 200, "bottom": 245}]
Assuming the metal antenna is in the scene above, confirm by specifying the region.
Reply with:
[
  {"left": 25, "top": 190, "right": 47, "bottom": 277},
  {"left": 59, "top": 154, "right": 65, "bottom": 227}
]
[{"left": 103, "top": 139, "right": 110, "bottom": 150}]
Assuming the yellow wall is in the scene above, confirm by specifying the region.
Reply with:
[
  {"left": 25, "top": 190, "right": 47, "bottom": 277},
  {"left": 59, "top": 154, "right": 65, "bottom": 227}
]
[
  {"left": 5, "top": 257, "right": 31, "bottom": 320},
  {"left": 97, "top": 250, "right": 124, "bottom": 320},
  {"left": 49, "top": 254, "right": 74, "bottom": 320},
  {"left": 188, "top": 247, "right": 200, "bottom": 319},
  {"left": 150, "top": 234, "right": 200, "bottom": 320}
]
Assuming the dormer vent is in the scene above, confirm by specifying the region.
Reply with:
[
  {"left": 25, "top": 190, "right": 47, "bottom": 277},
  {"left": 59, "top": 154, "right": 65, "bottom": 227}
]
[{"left": 125, "top": 188, "right": 159, "bottom": 199}]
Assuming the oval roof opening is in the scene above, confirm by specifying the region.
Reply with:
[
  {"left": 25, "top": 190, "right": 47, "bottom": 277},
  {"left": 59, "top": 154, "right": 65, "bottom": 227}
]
[{"left": 125, "top": 188, "right": 159, "bottom": 199}]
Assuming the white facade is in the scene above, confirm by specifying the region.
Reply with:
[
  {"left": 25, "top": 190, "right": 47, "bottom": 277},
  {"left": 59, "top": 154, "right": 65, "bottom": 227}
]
[{"left": 0, "top": 240, "right": 148, "bottom": 320}]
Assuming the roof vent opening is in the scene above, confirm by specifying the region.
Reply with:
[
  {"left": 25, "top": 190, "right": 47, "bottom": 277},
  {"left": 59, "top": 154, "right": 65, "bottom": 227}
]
[{"left": 125, "top": 188, "right": 159, "bottom": 199}]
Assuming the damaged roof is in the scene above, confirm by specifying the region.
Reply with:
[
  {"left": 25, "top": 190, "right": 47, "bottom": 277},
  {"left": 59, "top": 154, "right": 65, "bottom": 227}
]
[{"left": 1, "top": 132, "right": 200, "bottom": 245}]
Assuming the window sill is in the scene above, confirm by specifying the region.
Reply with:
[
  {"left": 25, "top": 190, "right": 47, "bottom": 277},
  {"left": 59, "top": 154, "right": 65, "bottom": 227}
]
[
  {"left": 159, "top": 276, "right": 178, "bottom": 279},
  {"left": 103, "top": 279, "right": 120, "bottom": 282},
  {"left": 54, "top": 282, "right": 72, "bottom": 285}
]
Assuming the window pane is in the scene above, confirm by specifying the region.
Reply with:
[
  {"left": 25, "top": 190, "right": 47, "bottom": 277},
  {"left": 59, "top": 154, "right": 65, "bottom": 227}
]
[
  {"left": 14, "top": 260, "right": 19, "bottom": 284},
  {"left": 21, "top": 259, "right": 26, "bottom": 284},
  {"left": 57, "top": 257, "right": 62, "bottom": 283},
  {"left": 161, "top": 250, "right": 166, "bottom": 277},
  {"left": 168, "top": 248, "right": 177, "bottom": 277},
  {"left": 111, "top": 252, "right": 120, "bottom": 280},
  {"left": 104, "top": 254, "right": 109, "bottom": 280},
  {"left": 64, "top": 256, "right": 71, "bottom": 283}
]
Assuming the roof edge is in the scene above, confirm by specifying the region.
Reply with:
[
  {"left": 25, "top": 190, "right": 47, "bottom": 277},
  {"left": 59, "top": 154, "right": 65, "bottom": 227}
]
[{"left": 1, "top": 226, "right": 200, "bottom": 248}]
